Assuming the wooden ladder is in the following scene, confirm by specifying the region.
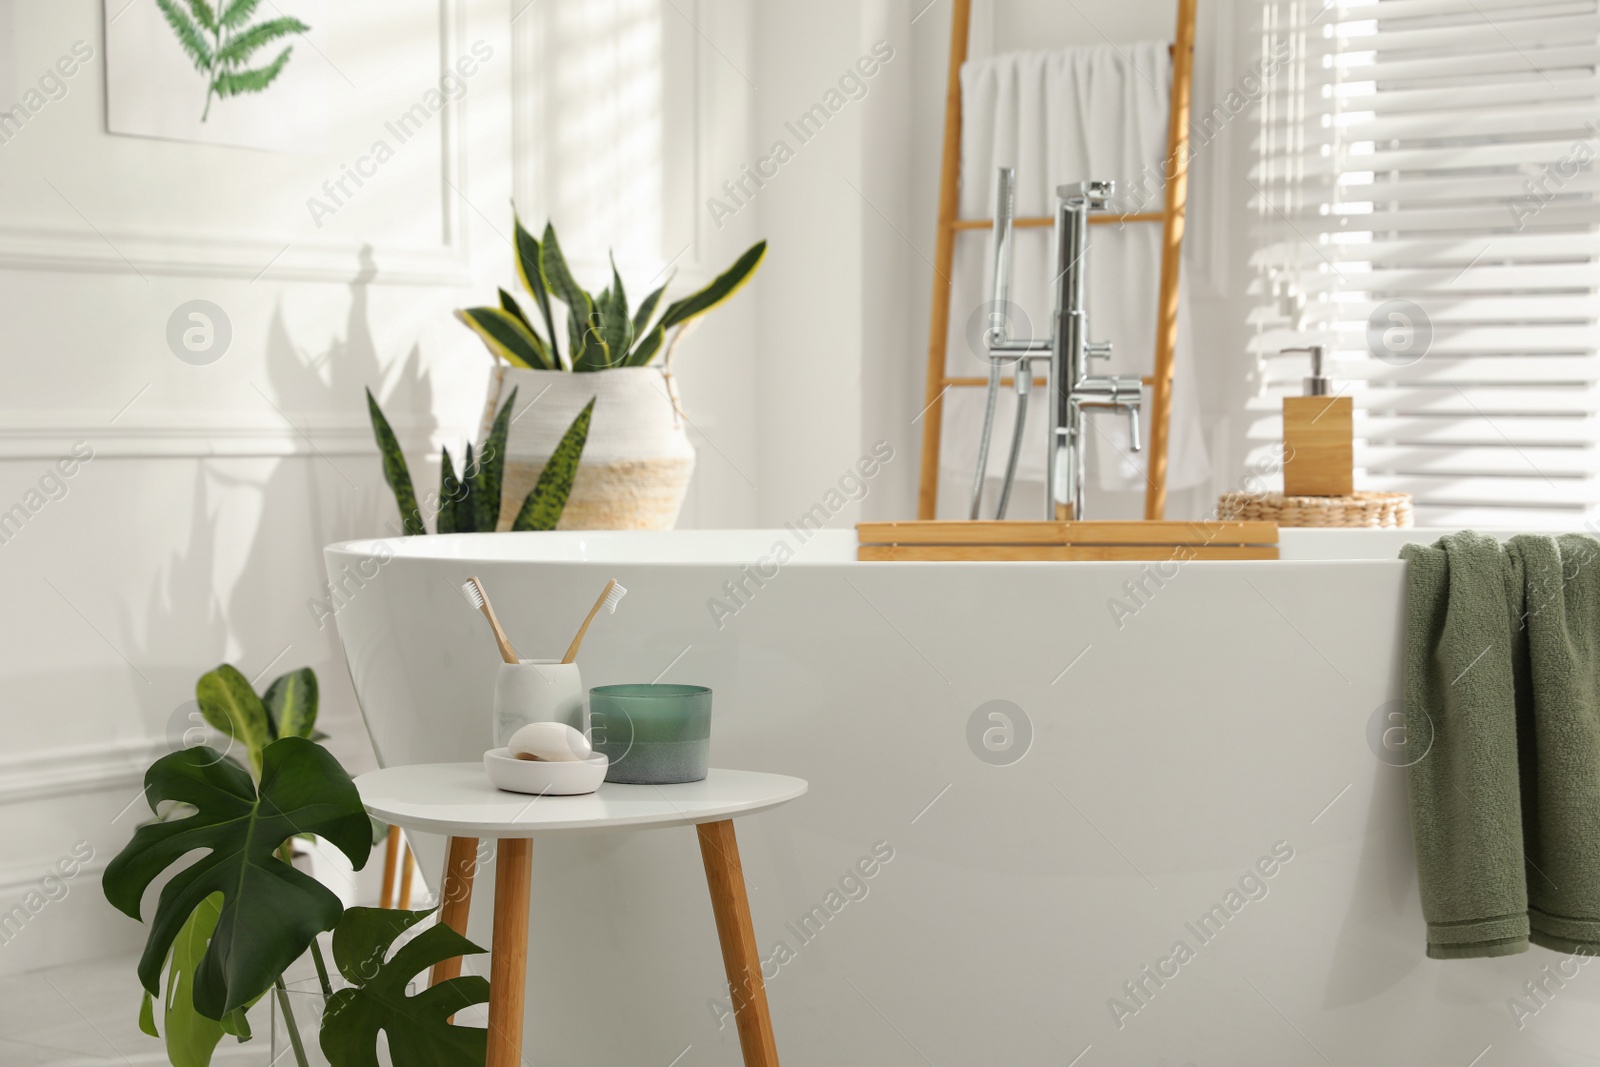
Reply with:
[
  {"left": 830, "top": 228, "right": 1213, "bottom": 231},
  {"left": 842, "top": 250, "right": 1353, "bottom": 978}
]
[{"left": 915, "top": 0, "right": 1199, "bottom": 521}]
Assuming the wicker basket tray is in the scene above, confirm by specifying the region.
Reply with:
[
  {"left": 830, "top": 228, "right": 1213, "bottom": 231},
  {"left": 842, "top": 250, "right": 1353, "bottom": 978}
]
[{"left": 1217, "top": 491, "right": 1413, "bottom": 529}]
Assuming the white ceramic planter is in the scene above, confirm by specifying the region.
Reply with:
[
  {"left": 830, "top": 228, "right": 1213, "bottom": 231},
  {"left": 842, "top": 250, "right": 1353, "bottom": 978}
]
[
  {"left": 491, "top": 659, "right": 584, "bottom": 748},
  {"left": 481, "top": 365, "right": 695, "bottom": 530}
]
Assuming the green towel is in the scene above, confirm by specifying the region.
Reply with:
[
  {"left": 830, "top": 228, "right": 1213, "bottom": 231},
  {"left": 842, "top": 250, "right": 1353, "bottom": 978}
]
[{"left": 1402, "top": 531, "right": 1600, "bottom": 959}]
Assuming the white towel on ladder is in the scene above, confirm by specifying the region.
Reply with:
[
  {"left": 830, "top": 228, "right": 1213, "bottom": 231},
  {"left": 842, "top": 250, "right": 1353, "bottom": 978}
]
[{"left": 939, "top": 42, "right": 1210, "bottom": 501}]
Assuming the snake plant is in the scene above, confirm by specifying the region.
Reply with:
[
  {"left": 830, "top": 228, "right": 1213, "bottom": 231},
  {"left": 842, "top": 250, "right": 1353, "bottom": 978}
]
[
  {"left": 154, "top": 0, "right": 309, "bottom": 121},
  {"left": 365, "top": 386, "right": 593, "bottom": 535},
  {"left": 456, "top": 216, "right": 766, "bottom": 372}
]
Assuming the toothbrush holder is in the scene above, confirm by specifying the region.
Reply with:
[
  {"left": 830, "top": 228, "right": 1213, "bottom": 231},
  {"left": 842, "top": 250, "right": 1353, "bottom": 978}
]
[{"left": 493, "top": 660, "right": 585, "bottom": 749}]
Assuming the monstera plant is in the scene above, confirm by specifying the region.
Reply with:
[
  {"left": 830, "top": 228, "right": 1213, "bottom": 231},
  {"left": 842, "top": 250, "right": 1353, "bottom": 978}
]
[{"left": 104, "top": 665, "right": 489, "bottom": 1067}]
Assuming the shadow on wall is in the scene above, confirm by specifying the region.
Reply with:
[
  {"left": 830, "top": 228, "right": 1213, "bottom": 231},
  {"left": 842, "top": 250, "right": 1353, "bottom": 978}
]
[{"left": 127, "top": 245, "right": 435, "bottom": 780}]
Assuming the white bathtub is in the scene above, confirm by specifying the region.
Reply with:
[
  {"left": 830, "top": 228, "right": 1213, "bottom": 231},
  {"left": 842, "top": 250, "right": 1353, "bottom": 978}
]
[{"left": 326, "top": 528, "right": 1599, "bottom": 1065}]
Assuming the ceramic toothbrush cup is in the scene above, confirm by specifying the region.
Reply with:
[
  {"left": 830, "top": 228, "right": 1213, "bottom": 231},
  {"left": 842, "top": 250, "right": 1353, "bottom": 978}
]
[
  {"left": 493, "top": 660, "right": 584, "bottom": 749},
  {"left": 589, "top": 684, "right": 712, "bottom": 784}
]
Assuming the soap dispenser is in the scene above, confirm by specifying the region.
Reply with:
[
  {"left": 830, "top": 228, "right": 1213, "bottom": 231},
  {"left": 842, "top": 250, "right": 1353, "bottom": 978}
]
[{"left": 1280, "top": 345, "right": 1353, "bottom": 497}]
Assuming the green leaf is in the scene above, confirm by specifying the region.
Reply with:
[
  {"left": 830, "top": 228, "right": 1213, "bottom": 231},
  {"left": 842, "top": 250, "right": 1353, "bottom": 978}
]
[
  {"left": 624, "top": 324, "right": 666, "bottom": 368},
  {"left": 366, "top": 388, "right": 428, "bottom": 537},
  {"left": 630, "top": 278, "right": 669, "bottom": 341},
  {"left": 437, "top": 446, "right": 460, "bottom": 535},
  {"left": 571, "top": 320, "right": 612, "bottom": 373},
  {"left": 212, "top": 46, "right": 294, "bottom": 98},
  {"left": 460, "top": 443, "right": 479, "bottom": 533},
  {"left": 195, "top": 665, "right": 271, "bottom": 778},
  {"left": 475, "top": 387, "right": 516, "bottom": 532},
  {"left": 320, "top": 907, "right": 489, "bottom": 1067},
  {"left": 157, "top": 895, "right": 228, "bottom": 1067},
  {"left": 592, "top": 254, "right": 633, "bottom": 364},
  {"left": 659, "top": 240, "right": 766, "bottom": 331},
  {"left": 184, "top": 0, "right": 219, "bottom": 31},
  {"left": 511, "top": 398, "right": 594, "bottom": 531},
  {"left": 514, "top": 216, "right": 562, "bottom": 369},
  {"left": 366, "top": 389, "right": 426, "bottom": 536},
  {"left": 102, "top": 738, "right": 371, "bottom": 1020},
  {"left": 139, "top": 933, "right": 254, "bottom": 1063},
  {"left": 453, "top": 307, "right": 552, "bottom": 371},
  {"left": 262, "top": 668, "right": 317, "bottom": 741},
  {"left": 216, "top": 17, "right": 306, "bottom": 67},
  {"left": 538, "top": 223, "right": 600, "bottom": 365},
  {"left": 155, "top": 0, "right": 214, "bottom": 71},
  {"left": 609, "top": 252, "right": 629, "bottom": 319},
  {"left": 219, "top": 0, "right": 262, "bottom": 28},
  {"left": 496, "top": 288, "right": 538, "bottom": 339}
]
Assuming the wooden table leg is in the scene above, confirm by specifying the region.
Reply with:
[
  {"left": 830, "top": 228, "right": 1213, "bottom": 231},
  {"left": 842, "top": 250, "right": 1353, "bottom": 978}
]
[
  {"left": 487, "top": 838, "right": 532, "bottom": 1067},
  {"left": 431, "top": 836, "right": 479, "bottom": 989},
  {"left": 397, "top": 839, "right": 415, "bottom": 909},
  {"left": 697, "top": 819, "right": 780, "bottom": 1067},
  {"left": 380, "top": 825, "right": 401, "bottom": 907}
]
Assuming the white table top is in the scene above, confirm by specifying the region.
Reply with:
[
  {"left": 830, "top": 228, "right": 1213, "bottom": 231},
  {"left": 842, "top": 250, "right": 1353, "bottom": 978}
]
[{"left": 355, "top": 764, "right": 808, "bottom": 837}]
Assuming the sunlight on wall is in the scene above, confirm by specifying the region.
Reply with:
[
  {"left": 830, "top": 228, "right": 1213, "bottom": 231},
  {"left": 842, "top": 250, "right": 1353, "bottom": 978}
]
[{"left": 522, "top": 0, "right": 665, "bottom": 272}]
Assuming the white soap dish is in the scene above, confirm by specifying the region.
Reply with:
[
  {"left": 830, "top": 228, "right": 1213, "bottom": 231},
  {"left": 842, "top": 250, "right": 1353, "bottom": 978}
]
[{"left": 484, "top": 748, "right": 608, "bottom": 796}]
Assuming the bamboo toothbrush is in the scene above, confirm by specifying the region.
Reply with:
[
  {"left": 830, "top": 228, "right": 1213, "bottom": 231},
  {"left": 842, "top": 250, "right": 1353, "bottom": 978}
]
[
  {"left": 459, "top": 576, "right": 520, "bottom": 663},
  {"left": 561, "top": 579, "right": 628, "bottom": 664}
]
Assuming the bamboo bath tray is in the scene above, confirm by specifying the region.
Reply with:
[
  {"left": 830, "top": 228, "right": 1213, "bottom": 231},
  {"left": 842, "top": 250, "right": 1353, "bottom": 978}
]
[{"left": 856, "top": 521, "right": 1280, "bottom": 562}]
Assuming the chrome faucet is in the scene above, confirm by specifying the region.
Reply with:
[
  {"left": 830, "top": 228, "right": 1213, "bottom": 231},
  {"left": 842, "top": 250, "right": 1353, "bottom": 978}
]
[{"left": 974, "top": 169, "right": 1143, "bottom": 520}]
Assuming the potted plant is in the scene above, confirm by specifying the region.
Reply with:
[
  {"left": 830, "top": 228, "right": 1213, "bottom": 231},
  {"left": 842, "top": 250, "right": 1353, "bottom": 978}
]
[
  {"left": 102, "top": 664, "right": 490, "bottom": 1067},
  {"left": 455, "top": 218, "right": 766, "bottom": 529}
]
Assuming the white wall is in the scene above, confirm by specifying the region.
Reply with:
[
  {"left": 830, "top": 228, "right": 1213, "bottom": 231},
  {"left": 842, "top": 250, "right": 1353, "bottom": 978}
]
[{"left": 0, "top": 0, "right": 516, "bottom": 974}]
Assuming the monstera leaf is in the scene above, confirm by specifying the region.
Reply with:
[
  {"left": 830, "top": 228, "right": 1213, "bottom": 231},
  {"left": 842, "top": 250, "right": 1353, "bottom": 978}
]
[
  {"left": 102, "top": 738, "right": 372, "bottom": 1020},
  {"left": 320, "top": 907, "right": 489, "bottom": 1067},
  {"left": 139, "top": 893, "right": 254, "bottom": 1067}
]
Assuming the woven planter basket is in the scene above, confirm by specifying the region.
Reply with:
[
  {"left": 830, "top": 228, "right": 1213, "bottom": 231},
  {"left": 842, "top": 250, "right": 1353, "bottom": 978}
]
[
  {"left": 1217, "top": 490, "right": 1414, "bottom": 528},
  {"left": 480, "top": 364, "right": 695, "bottom": 531}
]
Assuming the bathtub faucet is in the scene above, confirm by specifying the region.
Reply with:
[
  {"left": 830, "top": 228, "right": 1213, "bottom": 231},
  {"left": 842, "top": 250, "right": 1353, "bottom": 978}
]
[{"left": 973, "top": 169, "right": 1143, "bottom": 521}]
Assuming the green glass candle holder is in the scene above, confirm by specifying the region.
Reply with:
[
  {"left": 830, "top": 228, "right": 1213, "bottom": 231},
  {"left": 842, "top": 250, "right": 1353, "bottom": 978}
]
[{"left": 589, "top": 684, "right": 712, "bottom": 784}]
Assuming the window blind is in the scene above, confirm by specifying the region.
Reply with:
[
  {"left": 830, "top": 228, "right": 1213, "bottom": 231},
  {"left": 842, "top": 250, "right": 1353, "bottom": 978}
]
[{"left": 1250, "top": 0, "right": 1600, "bottom": 528}]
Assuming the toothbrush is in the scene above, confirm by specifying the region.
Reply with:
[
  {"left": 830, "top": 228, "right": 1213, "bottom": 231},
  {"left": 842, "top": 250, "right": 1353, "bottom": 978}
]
[
  {"left": 561, "top": 579, "right": 627, "bottom": 664},
  {"left": 459, "top": 576, "right": 520, "bottom": 664}
]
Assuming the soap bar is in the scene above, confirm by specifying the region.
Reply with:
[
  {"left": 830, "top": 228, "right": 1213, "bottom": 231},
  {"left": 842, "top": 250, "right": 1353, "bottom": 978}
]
[
  {"left": 507, "top": 721, "right": 592, "bottom": 762},
  {"left": 1282, "top": 395, "right": 1353, "bottom": 497}
]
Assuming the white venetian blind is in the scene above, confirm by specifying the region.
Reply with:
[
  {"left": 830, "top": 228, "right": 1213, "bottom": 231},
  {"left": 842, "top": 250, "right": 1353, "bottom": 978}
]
[{"left": 1250, "top": 0, "right": 1600, "bottom": 528}]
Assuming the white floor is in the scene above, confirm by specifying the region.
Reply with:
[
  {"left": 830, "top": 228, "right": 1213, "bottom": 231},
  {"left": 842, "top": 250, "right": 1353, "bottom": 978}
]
[
  {"left": 0, "top": 952, "right": 272, "bottom": 1066},
  {"left": 0, "top": 943, "right": 491, "bottom": 1066}
]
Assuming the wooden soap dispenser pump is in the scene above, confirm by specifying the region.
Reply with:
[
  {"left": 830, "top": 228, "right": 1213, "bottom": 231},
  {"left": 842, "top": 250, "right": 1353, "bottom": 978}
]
[{"left": 1280, "top": 345, "right": 1353, "bottom": 497}]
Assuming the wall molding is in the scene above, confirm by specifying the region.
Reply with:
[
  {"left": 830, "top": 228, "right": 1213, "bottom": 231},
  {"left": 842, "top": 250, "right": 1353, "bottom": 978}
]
[
  {"left": 0, "top": 416, "right": 468, "bottom": 461},
  {"left": 0, "top": 221, "right": 471, "bottom": 286},
  {"left": 0, "top": 738, "right": 166, "bottom": 807},
  {"left": 0, "top": 851, "right": 108, "bottom": 895}
]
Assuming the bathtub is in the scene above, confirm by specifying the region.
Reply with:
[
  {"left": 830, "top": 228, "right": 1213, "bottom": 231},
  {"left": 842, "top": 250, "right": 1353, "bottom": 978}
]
[{"left": 325, "top": 527, "right": 1599, "bottom": 1065}]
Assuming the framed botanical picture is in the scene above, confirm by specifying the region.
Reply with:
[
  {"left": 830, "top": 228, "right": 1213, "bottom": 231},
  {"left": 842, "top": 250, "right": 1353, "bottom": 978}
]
[{"left": 103, "top": 0, "right": 328, "bottom": 152}]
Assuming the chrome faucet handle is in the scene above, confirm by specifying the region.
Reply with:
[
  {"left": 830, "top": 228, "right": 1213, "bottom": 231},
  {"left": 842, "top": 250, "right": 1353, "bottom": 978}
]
[
  {"left": 1058, "top": 179, "right": 1116, "bottom": 210},
  {"left": 1126, "top": 404, "right": 1142, "bottom": 453},
  {"left": 1085, "top": 341, "right": 1113, "bottom": 362}
]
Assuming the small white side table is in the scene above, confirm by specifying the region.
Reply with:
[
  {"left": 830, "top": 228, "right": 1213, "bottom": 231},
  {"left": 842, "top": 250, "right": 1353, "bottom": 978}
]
[{"left": 354, "top": 764, "right": 807, "bottom": 1067}]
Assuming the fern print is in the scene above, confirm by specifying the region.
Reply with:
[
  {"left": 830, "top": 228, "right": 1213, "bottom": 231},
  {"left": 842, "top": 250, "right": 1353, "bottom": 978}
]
[{"left": 154, "top": 0, "right": 309, "bottom": 121}]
